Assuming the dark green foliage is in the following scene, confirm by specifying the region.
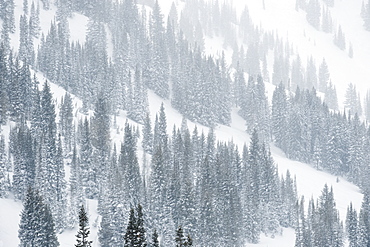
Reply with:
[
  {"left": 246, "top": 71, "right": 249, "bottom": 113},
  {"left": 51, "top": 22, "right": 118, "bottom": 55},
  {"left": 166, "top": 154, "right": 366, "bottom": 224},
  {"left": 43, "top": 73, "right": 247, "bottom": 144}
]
[
  {"left": 346, "top": 203, "right": 358, "bottom": 247},
  {"left": 124, "top": 208, "right": 136, "bottom": 247},
  {"left": 272, "top": 82, "right": 288, "bottom": 150},
  {"left": 128, "top": 65, "right": 148, "bottom": 124},
  {"left": 240, "top": 76, "right": 270, "bottom": 141},
  {"left": 76, "top": 205, "right": 92, "bottom": 247},
  {"left": 0, "top": 135, "right": 8, "bottom": 197},
  {"left": 90, "top": 94, "right": 110, "bottom": 198},
  {"left": 11, "top": 123, "right": 36, "bottom": 200},
  {"left": 295, "top": 184, "right": 343, "bottom": 247},
  {"left": 0, "top": 44, "right": 9, "bottom": 125},
  {"left": 152, "top": 230, "right": 159, "bottom": 247},
  {"left": 175, "top": 226, "right": 185, "bottom": 247},
  {"left": 40, "top": 81, "right": 57, "bottom": 136},
  {"left": 78, "top": 118, "right": 94, "bottom": 195},
  {"left": 120, "top": 123, "right": 142, "bottom": 205},
  {"left": 175, "top": 226, "right": 192, "bottom": 247},
  {"left": 124, "top": 204, "right": 147, "bottom": 247},
  {"left": 60, "top": 92, "right": 74, "bottom": 154},
  {"left": 19, "top": 187, "right": 59, "bottom": 247},
  {"left": 11, "top": 1, "right": 370, "bottom": 246},
  {"left": 68, "top": 144, "right": 85, "bottom": 228},
  {"left": 142, "top": 113, "right": 153, "bottom": 154},
  {"left": 149, "top": 0, "right": 169, "bottom": 99},
  {"left": 271, "top": 85, "right": 369, "bottom": 183},
  {"left": 29, "top": 1, "right": 40, "bottom": 38},
  {"left": 358, "top": 192, "right": 370, "bottom": 247}
]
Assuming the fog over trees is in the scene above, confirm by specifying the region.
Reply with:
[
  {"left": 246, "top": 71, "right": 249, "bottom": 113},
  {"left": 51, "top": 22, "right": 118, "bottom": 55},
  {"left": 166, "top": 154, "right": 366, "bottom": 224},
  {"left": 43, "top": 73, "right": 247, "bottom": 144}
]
[{"left": 1, "top": 0, "right": 370, "bottom": 246}]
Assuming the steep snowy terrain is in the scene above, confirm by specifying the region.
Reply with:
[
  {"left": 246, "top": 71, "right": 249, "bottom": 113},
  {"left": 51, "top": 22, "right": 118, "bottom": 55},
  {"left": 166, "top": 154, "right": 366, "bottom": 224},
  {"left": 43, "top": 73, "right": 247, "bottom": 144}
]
[
  {"left": 0, "top": 84, "right": 364, "bottom": 246},
  {"left": 239, "top": 0, "right": 370, "bottom": 107},
  {"left": 1, "top": 0, "right": 369, "bottom": 246}
]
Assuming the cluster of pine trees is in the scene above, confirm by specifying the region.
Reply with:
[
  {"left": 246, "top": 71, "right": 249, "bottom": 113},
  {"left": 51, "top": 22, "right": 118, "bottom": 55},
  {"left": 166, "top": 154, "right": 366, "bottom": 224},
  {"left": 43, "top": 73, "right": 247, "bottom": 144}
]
[
  {"left": 345, "top": 192, "right": 370, "bottom": 247},
  {"left": 2, "top": 0, "right": 370, "bottom": 245},
  {"left": 296, "top": 0, "right": 351, "bottom": 53},
  {"left": 97, "top": 103, "right": 299, "bottom": 246},
  {"left": 362, "top": 0, "right": 370, "bottom": 31},
  {"left": 271, "top": 83, "right": 370, "bottom": 191},
  {"left": 295, "top": 184, "right": 344, "bottom": 247},
  {"left": 19, "top": 187, "right": 192, "bottom": 246}
]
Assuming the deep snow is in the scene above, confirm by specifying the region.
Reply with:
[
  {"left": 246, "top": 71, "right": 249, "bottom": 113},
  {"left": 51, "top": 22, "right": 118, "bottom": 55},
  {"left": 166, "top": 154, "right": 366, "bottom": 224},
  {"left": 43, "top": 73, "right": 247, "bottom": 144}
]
[{"left": 1, "top": 0, "right": 369, "bottom": 246}]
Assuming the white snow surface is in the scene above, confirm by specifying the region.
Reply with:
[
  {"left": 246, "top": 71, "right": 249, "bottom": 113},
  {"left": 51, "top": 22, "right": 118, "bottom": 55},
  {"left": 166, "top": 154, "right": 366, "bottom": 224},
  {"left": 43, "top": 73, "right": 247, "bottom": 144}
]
[
  {"left": 0, "top": 88, "right": 363, "bottom": 246},
  {"left": 0, "top": 0, "right": 368, "bottom": 246},
  {"left": 242, "top": 0, "right": 370, "bottom": 108}
]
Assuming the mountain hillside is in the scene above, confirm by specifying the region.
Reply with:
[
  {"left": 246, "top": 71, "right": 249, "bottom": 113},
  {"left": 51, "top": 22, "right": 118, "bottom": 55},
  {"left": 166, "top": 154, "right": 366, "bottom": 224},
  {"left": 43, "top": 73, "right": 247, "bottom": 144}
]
[{"left": 0, "top": 0, "right": 369, "bottom": 246}]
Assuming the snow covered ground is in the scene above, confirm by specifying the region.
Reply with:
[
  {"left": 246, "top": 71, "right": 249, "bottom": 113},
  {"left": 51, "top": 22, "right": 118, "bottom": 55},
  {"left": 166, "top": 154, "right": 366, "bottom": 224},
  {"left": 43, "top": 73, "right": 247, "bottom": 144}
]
[
  {"left": 1, "top": 0, "right": 369, "bottom": 246},
  {"left": 0, "top": 88, "right": 364, "bottom": 246},
  {"left": 245, "top": 0, "right": 370, "bottom": 107}
]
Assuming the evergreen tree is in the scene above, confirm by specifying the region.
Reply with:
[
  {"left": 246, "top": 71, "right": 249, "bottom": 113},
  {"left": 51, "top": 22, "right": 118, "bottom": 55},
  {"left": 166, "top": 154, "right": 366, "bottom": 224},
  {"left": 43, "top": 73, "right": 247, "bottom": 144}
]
[
  {"left": 0, "top": 0, "right": 15, "bottom": 35},
  {"left": 349, "top": 42, "right": 354, "bottom": 58},
  {"left": 11, "top": 122, "right": 36, "bottom": 200},
  {"left": 142, "top": 113, "right": 153, "bottom": 154},
  {"left": 245, "top": 43, "right": 260, "bottom": 76},
  {"left": 272, "top": 82, "right": 288, "bottom": 151},
  {"left": 345, "top": 83, "right": 361, "bottom": 116},
  {"left": 315, "top": 184, "right": 343, "bottom": 246},
  {"left": 29, "top": 1, "right": 41, "bottom": 38},
  {"left": 53, "top": 134, "right": 67, "bottom": 231},
  {"left": 78, "top": 117, "right": 94, "bottom": 195},
  {"left": 325, "top": 81, "right": 339, "bottom": 111},
  {"left": 0, "top": 135, "right": 8, "bottom": 197},
  {"left": 149, "top": 0, "right": 169, "bottom": 99},
  {"left": 19, "top": 187, "right": 59, "bottom": 247},
  {"left": 175, "top": 226, "right": 187, "bottom": 247},
  {"left": 0, "top": 44, "right": 9, "bottom": 125},
  {"left": 346, "top": 202, "right": 358, "bottom": 247},
  {"left": 358, "top": 191, "right": 370, "bottom": 246},
  {"left": 68, "top": 144, "right": 85, "bottom": 228},
  {"left": 128, "top": 65, "right": 148, "bottom": 124},
  {"left": 233, "top": 64, "right": 247, "bottom": 108},
  {"left": 30, "top": 74, "right": 41, "bottom": 137},
  {"left": 334, "top": 25, "right": 346, "bottom": 50},
  {"left": 98, "top": 145, "right": 126, "bottom": 247},
  {"left": 124, "top": 208, "right": 137, "bottom": 247},
  {"left": 245, "top": 129, "right": 262, "bottom": 243},
  {"left": 120, "top": 122, "right": 142, "bottom": 205},
  {"left": 136, "top": 204, "right": 147, "bottom": 247},
  {"left": 321, "top": 6, "right": 333, "bottom": 33},
  {"left": 90, "top": 94, "right": 110, "bottom": 198},
  {"left": 318, "top": 58, "right": 330, "bottom": 93},
  {"left": 241, "top": 76, "right": 271, "bottom": 141},
  {"left": 363, "top": 0, "right": 370, "bottom": 30},
  {"left": 306, "top": 0, "right": 321, "bottom": 29},
  {"left": 152, "top": 229, "right": 159, "bottom": 247},
  {"left": 291, "top": 54, "right": 304, "bottom": 91},
  {"left": 365, "top": 90, "right": 370, "bottom": 122},
  {"left": 60, "top": 92, "right": 74, "bottom": 155},
  {"left": 40, "top": 81, "right": 57, "bottom": 136},
  {"left": 124, "top": 205, "right": 147, "bottom": 247},
  {"left": 75, "top": 205, "right": 92, "bottom": 247},
  {"left": 306, "top": 56, "right": 317, "bottom": 90}
]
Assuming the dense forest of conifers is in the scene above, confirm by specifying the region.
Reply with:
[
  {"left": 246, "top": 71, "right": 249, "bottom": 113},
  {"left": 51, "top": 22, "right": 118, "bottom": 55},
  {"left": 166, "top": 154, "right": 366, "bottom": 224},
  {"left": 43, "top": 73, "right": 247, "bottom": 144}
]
[{"left": 2, "top": 0, "right": 370, "bottom": 246}]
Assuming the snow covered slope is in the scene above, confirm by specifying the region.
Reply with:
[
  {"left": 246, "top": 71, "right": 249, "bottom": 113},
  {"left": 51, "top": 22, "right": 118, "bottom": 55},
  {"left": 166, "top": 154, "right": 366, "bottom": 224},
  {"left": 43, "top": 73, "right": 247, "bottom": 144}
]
[
  {"left": 0, "top": 0, "right": 368, "bottom": 246},
  {"left": 0, "top": 86, "right": 364, "bottom": 246},
  {"left": 242, "top": 0, "right": 370, "bottom": 106}
]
